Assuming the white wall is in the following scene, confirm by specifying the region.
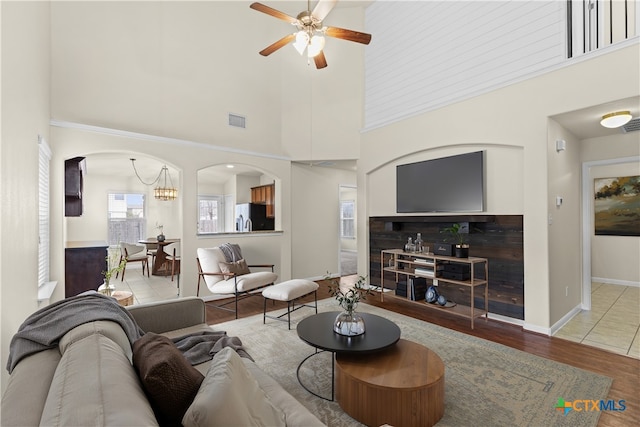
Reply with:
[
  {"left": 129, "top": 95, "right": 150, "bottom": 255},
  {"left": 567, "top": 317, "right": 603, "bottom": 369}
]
[
  {"left": 547, "top": 119, "right": 583, "bottom": 324},
  {"left": 359, "top": 45, "right": 640, "bottom": 332},
  {"left": 582, "top": 133, "right": 640, "bottom": 285},
  {"left": 48, "top": 126, "right": 294, "bottom": 304},
  {"left": 291, "top": 164, "right": 357, "bottom": 279},
  {"left": 0, "top": 0, "right": 51, "bottom": 395}
]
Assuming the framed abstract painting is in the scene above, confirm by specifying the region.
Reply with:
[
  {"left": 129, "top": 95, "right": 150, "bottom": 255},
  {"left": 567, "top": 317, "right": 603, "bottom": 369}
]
[{"left": 594, "top": 175, "right": 640, "bottom": 236}]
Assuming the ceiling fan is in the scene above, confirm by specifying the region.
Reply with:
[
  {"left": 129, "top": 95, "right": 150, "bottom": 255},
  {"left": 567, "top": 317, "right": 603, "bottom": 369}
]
[{"left": 249, "top": 0, "right": 372, "bottom": 69}]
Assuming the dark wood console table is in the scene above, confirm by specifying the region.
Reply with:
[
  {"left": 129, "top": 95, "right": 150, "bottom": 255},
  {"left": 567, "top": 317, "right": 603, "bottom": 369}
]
[{"left": 65, "top": 240, "right": 108, "bottom": 297}]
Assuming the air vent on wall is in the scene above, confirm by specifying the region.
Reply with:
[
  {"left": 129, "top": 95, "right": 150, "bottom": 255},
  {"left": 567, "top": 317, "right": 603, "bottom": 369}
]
[
  {"left": 621, "top": 117, "right": 640, "bottom": 133},
  {"left": 228, "top": 113, "right": 246, "bottom": 129}
]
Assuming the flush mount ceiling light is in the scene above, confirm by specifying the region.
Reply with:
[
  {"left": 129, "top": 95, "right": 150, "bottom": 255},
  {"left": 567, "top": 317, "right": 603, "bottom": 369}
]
[
  {"left": 130, "top": 158, "right": 178, "bottom": 201},
  {"left": 600, "top": 111, "right": 632, "bottom": 128}
]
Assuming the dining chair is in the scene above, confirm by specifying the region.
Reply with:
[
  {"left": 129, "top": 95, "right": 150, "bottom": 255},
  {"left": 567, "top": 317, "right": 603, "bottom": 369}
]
[
  {"left": 117, "top": 242, "right": 150, "bottom": 280},
  {"left": 163, "top": 242, "right": 181, "bottom": 283}
]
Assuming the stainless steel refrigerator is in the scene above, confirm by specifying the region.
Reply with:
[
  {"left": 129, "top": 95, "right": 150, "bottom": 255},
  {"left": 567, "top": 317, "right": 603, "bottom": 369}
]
[{"left": 235, "top": 203, "right": 274, "bottom": 231}]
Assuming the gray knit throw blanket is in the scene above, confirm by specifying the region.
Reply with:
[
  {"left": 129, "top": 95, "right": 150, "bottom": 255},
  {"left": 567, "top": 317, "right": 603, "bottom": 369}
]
[
  {"left": 219, "top": 243, "right": 243, "bottom": 262},
  {"left": 6, "top": 291, "right": 144, "bottom": 373}
]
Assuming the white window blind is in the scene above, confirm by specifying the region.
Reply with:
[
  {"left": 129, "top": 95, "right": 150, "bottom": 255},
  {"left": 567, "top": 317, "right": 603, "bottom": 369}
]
[{"left": 38, "top": 137, "right": 52, "bottom": 287}]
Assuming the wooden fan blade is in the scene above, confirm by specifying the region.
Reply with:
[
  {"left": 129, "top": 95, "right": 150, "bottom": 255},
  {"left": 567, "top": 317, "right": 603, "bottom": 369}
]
[
  {"left": 314, "top": 50, "right": 328, "bottom": 69},
  {"left": 259, "top": 33, "right": 296, "bottom": 56},
  {"left": 250, "top": 2, "right": 298, "bottom": 24},
  {"left": 325, "top": 26, "right": 372, "bottom": 45},
  {"left": 312, "top": 0, "right": 337, "bottom": 21}
]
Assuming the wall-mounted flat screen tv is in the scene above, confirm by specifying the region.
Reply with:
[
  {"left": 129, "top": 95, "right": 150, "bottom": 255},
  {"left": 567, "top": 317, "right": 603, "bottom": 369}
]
[{"left": 396, "top": 151, "right": 484, "bottom": 213}]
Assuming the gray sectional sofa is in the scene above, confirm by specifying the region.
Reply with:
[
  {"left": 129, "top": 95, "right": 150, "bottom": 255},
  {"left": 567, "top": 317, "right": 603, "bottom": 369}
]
[{"left": 1, "top": 296, "right": 324, "bottom": 426}]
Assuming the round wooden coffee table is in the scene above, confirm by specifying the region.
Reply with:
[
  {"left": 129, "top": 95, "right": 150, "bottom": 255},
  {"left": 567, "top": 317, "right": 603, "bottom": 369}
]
[
  {"left": 296, "top": 311, "right": 401, "bottom": 401},
  {"left": 336, "top": 339, "right": 445, "bottom": 427}
]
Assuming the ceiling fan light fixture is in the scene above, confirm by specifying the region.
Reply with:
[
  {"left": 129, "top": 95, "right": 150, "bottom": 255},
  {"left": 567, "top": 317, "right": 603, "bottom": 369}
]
[
  {"left": 293, "top": 31, "right": 309, "bottom": 55},
  {"left": 600, "top": 111, "right": 632, "bottom": 128},
  {"left": 307, "top": 35, "right": 325, "bottom": 57}
]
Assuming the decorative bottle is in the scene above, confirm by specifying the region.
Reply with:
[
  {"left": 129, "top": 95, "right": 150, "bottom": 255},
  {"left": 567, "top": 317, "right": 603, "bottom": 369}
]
[
  {"left": 404, "top": 237, "right": 414, "bottom": 252},
  {"left": 415, "top": 233, "right": 424, "bottom": 253}
]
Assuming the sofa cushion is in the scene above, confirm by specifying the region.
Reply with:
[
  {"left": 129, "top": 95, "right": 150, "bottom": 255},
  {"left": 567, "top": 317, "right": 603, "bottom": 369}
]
[
  {"left": 183, "top": 347, "right": 286, "bottom": 427},
  {"left": 60, "top": 320, "right": 133, "bottom": 361},
  {"left": 0, "top": 348, "right": 61, "bottom": 427},
  {"left": 242, "top": 359, "right": 326, "bottom": 427},
  {"left": 40, "top": 333, "right": 157, "bottom": 426},
  {"left": 218, "top": 258, "right": 250, "bottom": 279},
  {"left": 209, "top": 271, "right": 278, "bottom": 294},
  {"left": 133, "top": 332, "right": 204, "bottom": 426}
]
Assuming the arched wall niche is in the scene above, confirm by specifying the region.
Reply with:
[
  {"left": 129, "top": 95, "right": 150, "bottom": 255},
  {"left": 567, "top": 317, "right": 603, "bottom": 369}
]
[{"left": 64, "top": 151, "right": 182, "bottom": 244}]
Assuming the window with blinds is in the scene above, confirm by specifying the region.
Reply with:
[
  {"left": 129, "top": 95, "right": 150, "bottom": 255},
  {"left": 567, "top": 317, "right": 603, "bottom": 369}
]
[
  {"left": 38, "top": 137, "right": 52, "bottom": 288},
  {"left": 340, "top": 200, "right": 355, "bottom": 239},
  {"left": 107, "top": 193, "right": 145, "bottom": 245}
]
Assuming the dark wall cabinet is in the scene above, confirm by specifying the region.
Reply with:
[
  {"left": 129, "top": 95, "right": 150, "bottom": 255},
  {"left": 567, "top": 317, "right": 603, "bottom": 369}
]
[
  {"left": 65, "top": 157, "right": 85, "bottom": 216},
  {"left": 65, "top": 241, "right": 108, "bottom": 297}
]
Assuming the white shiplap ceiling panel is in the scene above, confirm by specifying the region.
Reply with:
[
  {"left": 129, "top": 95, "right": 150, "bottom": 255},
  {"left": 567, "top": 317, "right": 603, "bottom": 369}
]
[{"left": 364, "top": 0, "right": 565, "bottom": 129}]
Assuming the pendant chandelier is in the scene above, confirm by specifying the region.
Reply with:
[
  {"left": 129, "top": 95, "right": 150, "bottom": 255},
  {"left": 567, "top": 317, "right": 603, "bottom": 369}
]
[{"left": 130, "top": 158, "right": 178, "bottom": 201}]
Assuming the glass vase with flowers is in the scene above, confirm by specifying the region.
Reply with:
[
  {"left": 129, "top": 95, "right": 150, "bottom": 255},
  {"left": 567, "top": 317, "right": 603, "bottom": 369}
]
[{"left": 327, "top": 274, "right": 373, "bottom": 336}]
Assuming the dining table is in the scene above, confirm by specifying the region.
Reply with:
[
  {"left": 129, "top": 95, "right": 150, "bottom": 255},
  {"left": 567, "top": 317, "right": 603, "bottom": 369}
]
[{"left": 138, "top": 238, "right": 180, "bottom": 276}]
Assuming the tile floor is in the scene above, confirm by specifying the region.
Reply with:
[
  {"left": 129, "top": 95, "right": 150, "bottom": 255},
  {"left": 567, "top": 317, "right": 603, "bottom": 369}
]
[
  {"left": 554, "top": 282, "right": 640, "bottom": 359},
  {"left": 112, "top": 263, "right": 180, "bottom": 305}
]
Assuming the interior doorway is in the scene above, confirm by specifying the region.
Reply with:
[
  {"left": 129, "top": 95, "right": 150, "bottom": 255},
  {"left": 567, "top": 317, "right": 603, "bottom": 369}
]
[{"left": 339, "top": 185, "right": 357, "bottom": 276}]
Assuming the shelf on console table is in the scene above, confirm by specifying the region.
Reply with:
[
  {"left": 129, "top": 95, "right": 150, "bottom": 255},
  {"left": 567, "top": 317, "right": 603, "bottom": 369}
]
[{"left": 380, "top": 248, "right": 488, "bottom": 329}]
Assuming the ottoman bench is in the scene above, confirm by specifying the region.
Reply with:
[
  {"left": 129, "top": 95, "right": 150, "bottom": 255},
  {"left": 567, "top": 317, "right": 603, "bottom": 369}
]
[{"left": 262, "top": 279, "right": 319, "bottom": 329}]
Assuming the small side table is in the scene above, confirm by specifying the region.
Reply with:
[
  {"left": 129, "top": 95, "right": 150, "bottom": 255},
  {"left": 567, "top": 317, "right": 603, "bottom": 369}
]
[{"left": 111, "top": 290, "right": 134, "bottom": 307}]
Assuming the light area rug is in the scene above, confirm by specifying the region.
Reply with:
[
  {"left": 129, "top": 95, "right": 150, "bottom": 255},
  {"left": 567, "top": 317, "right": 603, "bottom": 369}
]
[{"left": 213, "top": 299, "right": 612, "bottom": 427}]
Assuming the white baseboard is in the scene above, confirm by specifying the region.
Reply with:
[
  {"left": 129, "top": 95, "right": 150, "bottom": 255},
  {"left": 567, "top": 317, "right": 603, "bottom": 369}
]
[
  {"left": 550, "top": 303, "right": 583, "bottom": 336},
  {"left": 592, "top": 277, "right": 640, "bottom": 288},
  {"left": 523, "top": 322, "right": 551, "bottom": 336}
]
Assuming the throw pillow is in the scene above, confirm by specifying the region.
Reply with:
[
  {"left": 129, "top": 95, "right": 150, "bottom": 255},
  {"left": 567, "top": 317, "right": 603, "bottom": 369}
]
[
  {"left": 218, "top": 258, "right": 250, "bottom": 280},
  {"left": 133, "top": 333, "right": 205, "bottom": 427},
  {"left": 182, "top": 347, "right": 285, "bottom": 427}
]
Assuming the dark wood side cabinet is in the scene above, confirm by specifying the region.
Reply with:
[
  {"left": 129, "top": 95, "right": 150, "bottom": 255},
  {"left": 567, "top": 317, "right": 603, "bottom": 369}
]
[{"left": 65, "top": 240, "right": 108, "bottom": 297}]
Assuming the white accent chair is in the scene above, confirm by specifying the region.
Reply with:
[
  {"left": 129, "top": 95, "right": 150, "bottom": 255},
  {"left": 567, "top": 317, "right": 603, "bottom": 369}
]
[
  {"left": 117, "top": 242, "right": 149, "bottom": 281},
  {"left": 196, "top": 247, "right": 277, "bottom": 318}
]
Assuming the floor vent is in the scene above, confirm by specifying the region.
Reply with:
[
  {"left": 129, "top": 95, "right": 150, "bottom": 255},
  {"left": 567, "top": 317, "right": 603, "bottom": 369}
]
[
  {"left": 621, "top": 117, "right": 640, "bottom": 133},
  {"left": 228, "top": 113, "right": 246, "bottom": 129}
]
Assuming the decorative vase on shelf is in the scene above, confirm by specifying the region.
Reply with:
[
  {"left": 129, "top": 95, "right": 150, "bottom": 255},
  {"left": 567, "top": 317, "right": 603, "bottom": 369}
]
[
  {"left": 157, "top": 234, "right": 165, "bottom": 242},
  {"left": 334, "top": 305, "right": 366, "bottom": 336}
]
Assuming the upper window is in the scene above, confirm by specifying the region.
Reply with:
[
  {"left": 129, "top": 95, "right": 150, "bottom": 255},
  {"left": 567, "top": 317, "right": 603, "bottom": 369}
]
[
  {"left": 107, "top": 193, "right": 145, "bottom": 245},
  {"left": 340, "top": 200, "right": 355, "bottom": 239},
  {"left": 198, "top": 195, "right": 224, "bottom": 234}
]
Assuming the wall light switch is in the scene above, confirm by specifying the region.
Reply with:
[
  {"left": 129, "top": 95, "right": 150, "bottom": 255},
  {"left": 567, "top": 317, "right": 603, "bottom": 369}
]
[
  {"left": 556, "top": 139, "right": 566, "bottom": 152},
  {"left": 556, "top": 196, "right": 563, "bottom": 207}
]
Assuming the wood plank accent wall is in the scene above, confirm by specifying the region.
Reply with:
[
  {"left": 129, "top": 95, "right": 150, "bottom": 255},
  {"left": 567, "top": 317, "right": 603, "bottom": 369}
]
[{"left": 369, "top": 215, "right": 524, "bottom": 320}]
